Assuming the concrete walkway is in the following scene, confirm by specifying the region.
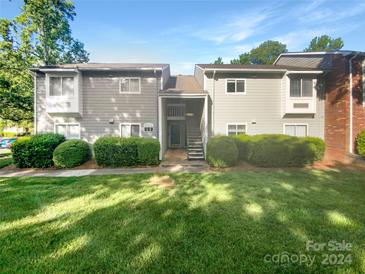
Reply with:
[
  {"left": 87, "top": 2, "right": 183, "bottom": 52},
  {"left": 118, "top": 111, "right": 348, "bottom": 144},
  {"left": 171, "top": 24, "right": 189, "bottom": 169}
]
[{"left": 0, "top": 162, "right": 209, "bottom": 177}]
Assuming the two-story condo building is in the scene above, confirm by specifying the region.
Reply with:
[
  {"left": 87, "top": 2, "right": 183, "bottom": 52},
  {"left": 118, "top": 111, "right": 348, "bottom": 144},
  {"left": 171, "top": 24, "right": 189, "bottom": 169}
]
[{"left": 30, "top": 50, "right": 365, "bottom": 162}]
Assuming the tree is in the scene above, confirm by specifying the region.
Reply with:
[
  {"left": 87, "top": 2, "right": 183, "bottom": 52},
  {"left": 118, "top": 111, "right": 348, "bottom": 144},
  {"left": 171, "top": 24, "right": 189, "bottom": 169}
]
[
  {"left": 0, "top": 0, "right": 89, "bottom": 124},
  {"left": 230, "top": 40, "right": 287, "bottom": 65},
  {"left": 304, "top": 35, "right": 344, "bottom": 52},
  {"left": 213, "top": 57, "right": 224, "bottom": 64}
]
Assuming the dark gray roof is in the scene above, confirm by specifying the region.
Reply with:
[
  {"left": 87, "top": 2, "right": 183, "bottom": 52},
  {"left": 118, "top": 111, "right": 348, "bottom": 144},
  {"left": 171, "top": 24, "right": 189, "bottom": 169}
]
[
  {"left": 161, "top": 75, "right": 206, "bottom": 95},
  {"left": 196, "top": 64, "right": 321, "bottom": 71},
  {"left": 31, "top": 63, "right": 169, "bottom": 71}
]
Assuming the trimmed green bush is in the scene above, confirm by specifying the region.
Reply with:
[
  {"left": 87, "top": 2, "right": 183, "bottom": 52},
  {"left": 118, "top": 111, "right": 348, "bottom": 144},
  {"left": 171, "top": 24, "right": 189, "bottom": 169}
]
[
  {"left": 11, "top": 133, "right": 65, "bottom": 168},
  {"left": 356, "top": 130, "right": 365, "bottom": 157},
  {"left": 207, "top": 136, "right": 238, "bottom": 167},
  {"left": 11, "top": 137, "right": 31, "bottom": 168},
  {"left": 94, "top": 136, "right": 139, "bottom": 167},
  {"left": 247, "top": 134, "right": 317, "bottom": 167},
  {"left": 53, "top": 140, "right": 91, "bottom": 168},
  {"left": 231, "top": 134, "right": 251, "bottom": 161},
  {"left": 136, "top": 138, "right": 160, "bottom": 165},
  {"left": 302, "top": 137, "right": 325, "bottom": 161}
]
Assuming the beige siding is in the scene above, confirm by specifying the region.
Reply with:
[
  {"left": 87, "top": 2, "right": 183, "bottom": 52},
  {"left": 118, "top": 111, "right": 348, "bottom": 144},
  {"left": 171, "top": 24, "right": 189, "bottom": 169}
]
[
  {"left": 205, "top": 72, "right": 325, "bottom": 138},
  {"left": 35, "top": 71, "right": 160, "bottom": 143}
]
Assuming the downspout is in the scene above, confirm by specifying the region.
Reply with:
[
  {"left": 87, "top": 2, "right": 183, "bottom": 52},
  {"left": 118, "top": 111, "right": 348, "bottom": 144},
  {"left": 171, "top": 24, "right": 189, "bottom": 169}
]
[
  {"left": 212, "top": 69, "right": 216, "bottom": 135},
  {"left": 33, "top": 73, "right": 37, "bottom": 135},
  {"left": 349, "top": 54, "right": 359, "bottom": 153}
]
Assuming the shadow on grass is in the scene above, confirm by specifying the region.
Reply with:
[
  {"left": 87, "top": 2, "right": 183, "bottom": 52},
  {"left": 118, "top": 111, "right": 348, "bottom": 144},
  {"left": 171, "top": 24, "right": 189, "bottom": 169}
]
[{"left": 0, "top": 169, "right": 364, "bottom": 273}]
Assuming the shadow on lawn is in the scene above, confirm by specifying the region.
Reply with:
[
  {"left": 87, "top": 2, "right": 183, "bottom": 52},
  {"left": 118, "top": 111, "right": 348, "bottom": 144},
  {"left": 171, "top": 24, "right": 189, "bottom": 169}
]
[{"left": 0, "top": 170, "right": 364, "bottom": 273}]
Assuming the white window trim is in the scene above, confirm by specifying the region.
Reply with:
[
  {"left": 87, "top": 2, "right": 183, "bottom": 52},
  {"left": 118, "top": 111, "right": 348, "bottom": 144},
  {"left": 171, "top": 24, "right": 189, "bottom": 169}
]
[
  {"left": 283, "top": 123, "right": 309, "bottom": 137},
  {"left": 226, "top": 123, "right": 248, "bottom": 135},
  {"left": 120, "top": 123, "right": 142, "bottom": 137},
  {"left": 289, "top": 77, "right": 315, "bottom": 98},
  {"left": 54, "top": 123, "right": 81, "bottom": 139},
  {"left": 225, "top": 79, "right": 247, "bottom": 95},
  {"left": 48, "top": 76, "right": 76, "bottom": 97},
  {"left": 119, "top": 77, "right": 141, "bottom": 94}
]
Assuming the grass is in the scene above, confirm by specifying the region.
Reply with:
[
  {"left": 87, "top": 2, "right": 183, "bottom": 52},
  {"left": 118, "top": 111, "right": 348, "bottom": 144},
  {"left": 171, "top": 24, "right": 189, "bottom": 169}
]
[
  {"left": 0, "top": 149, "right": 12, "bottom": 169},
  {"left": 0, "top": 170, "right": 364, "bottom": 273}
]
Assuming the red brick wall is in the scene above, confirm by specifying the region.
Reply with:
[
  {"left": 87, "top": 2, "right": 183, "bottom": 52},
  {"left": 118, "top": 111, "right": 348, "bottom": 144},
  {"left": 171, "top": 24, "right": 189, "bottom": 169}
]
[
  {"left": 324, "top": 55, "right": 350, "bottom": 162},
  {"left": 351, "top": 56, "right": 365, "bottom": 155},
  {"left": 324, "top": 55, "right": 365, "bottom": 163}
]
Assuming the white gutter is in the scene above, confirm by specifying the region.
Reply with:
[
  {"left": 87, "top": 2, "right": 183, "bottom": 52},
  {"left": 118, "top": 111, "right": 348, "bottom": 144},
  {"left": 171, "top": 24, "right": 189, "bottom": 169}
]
[
  {"left": 33, "top": 74, "right": 37, "bottom": 134},
  {"left": 349, "top": 54, "right": 359, "bottom": 153}
]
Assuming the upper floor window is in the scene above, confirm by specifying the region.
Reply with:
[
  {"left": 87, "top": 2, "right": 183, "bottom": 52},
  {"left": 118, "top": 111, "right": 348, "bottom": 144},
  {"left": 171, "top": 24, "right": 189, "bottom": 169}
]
[
  {"left": 227, "top": 123, "right": 247, "bottom": 135},
  {"left": 50, "top": 77, "right": 74, "bottom": 97},
  {"left": 55, "top": 123, "right": 80, "bottom": 139},
  {"left": 290, "top": 77, "right": 313, "bottom": 97},
  {"left": 226, "top": 79, "right": 246, "bottom": 94},
  {"left": 120, "top": 78, "right": 141, "bottom": 93},
  {"left": 121, "top": 123, "right": 141, "bottom": 137}
]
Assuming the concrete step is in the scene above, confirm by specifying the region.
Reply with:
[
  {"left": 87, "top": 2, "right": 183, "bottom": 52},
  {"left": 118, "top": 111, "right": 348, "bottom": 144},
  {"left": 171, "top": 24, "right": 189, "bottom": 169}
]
[
  {"left": 188, "top": 151, "right": 204, "bottom": 155},
  {"left": 188, "top": 148, "right": 203, "bottom": 151},
  {"left": 188, "top": 155, "right": 205, "bottom": 160}
]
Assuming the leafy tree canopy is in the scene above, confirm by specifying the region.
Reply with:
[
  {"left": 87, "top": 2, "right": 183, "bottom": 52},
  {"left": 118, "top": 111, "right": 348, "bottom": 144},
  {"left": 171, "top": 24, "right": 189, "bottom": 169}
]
[
  {"left": 304, "top": 35, "right": 344, "bottom": 52},
  {"left": 0, "top": 0, "right": 89, "bottom": 124},
  {"left": 213, "top": 57, "right": 224, "bottom": 64},
  {"left": 230, "top": 40, "right": 287, "bottom": 65}
]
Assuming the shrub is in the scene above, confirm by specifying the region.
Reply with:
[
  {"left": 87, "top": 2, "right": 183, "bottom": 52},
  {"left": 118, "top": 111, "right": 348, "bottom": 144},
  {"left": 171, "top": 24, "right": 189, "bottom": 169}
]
[
  {"left": 0, "top": 132, "right": 17, "bottom": 137},
  {"left": 231, "top": 134, "right": 251, "bottom": 161},
  {"left": 302, "top": 137, "right": 325, "bottom": 161},
  {"left": 11, "top": 133, "right": 65, "bottom": 168},
  {"left": 136, "top": 138, "right": 160, "bottom": 165},
  {"left": 11, "top": 137, "right": 31, "bottom": 168},
  {"left": 207, "top": 136, "right": 238, "bottom": 167},
  {"left": 247, "top": 134, "right": 317, "bottom": 167},
  {"left": 94, "top": 136, "right": 139, "bottom": 167},
  {"left": 356, "top": 130, "right": 365, "bottom": 157},
  {"left": 53, "top": 140, "right": 91, "bottom": 168}
]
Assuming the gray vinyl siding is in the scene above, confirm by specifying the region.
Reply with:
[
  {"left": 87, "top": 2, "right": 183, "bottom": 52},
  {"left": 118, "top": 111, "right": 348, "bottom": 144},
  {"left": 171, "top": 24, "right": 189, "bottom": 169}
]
[
  {"left": 161, "top": 66, "right": 170, "bottom": 89},
  {"left": 194, "top": 65, "right": 205, "bottom": 90},
  {"left": 35, "top": 74, "right": 55, "bottom": 133},
  {"left": 35, "top": 71, "right": 160, "bottom": 143},
  {"left": 205, "top": 72, "right": 325, "bottom": 138}
]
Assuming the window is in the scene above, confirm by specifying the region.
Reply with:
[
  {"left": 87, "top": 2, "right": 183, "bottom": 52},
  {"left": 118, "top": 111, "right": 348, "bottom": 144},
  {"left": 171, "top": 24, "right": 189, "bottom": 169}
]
[
  {"left": 226, "top": 79, "right": 246, "bottom": 94},
  {"left": 284, "top": 124, "right": 308, "bottom": 137},
  {"left": 120, "top": 78, "right": 141, "bottom": 93},
  {"left": 290, "top": 77, "right": 313, "bottom": 97},
  {"left": 121, "top": 123, "right": 141, "bottom": 137},
  {"left": 55, "top": 123, "right": 80, "bottom": 139},
  {"left": 227, "top": 123, "right": 247, "bottom": 135},
  {"left": 49, "top": 77, "right": 74, "bottom": 96}
]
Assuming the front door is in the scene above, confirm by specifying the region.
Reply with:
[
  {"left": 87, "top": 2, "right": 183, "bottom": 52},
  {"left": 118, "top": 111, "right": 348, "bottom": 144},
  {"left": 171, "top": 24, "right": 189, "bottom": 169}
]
[{"left": 169, "top": 123, "right": 183, "bottom": 148}]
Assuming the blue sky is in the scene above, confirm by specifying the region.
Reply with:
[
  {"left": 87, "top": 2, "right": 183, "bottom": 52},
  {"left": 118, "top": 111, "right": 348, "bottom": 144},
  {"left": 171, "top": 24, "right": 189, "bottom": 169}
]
[{"left": 1, "top": 0, "right": 365, "bottom": 74}]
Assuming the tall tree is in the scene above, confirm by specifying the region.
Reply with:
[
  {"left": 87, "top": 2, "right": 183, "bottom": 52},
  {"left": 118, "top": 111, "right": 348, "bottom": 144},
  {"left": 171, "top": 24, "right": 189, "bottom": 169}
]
[
  {"left": 230, "top": 40, "right": 287, "bottom": 65},
  {"left": 304, "top": 35, "right": 344, "bottom": 52},
  {"left": 0, "top": 0, "right": 89, "bottom": 124},
  {"left": 213, "top": 57, "right": 224, "bottom": 64}
]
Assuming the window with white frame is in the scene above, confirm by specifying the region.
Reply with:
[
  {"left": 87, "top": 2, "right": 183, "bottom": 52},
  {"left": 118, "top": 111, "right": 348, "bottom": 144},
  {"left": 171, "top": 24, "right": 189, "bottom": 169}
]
[
  {"left": 121, "top": 123, "right": 141, "bottom": 137},
  {"left": 226, "top": 79, "right": 246, "bottom": 94},
  {"left": 49, "top": 77, "right": 74, "bottom": 96},
  {"left": 227, "top": 123, "right": 246, "bottom": 135},
  {"left": 55, "top": 124, "right": 80, "bottom": 139},
  {"left": 120, "top": 78, "right": 141, "bottom": 93},
  {"left": 290, "top": 77, "right": 313, "bottom": 97},
  {"left": 284, "top": 124, "right": 308, "bottom": 137}
]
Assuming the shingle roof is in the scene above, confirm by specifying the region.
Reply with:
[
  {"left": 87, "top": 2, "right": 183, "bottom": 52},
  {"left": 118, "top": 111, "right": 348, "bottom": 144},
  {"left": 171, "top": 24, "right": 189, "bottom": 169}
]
[
  {"left": 31, "top": 63, "right": 169, "bottom": 71},
  {"left": 161, "top": 75, "right": 205, "bottom": 94},
  {"left": 196, "top": 64, "right": 321, "bottom": 71}
]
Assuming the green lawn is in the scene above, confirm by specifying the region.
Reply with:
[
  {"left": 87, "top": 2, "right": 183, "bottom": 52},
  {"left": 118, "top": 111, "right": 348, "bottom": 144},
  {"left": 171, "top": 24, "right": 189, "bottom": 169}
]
[
  {"left": 0, "top": 149, "right": 12, "bottom": 169},
  {"left": 0, "top": 170, "right": 364, "bottom": 273}
]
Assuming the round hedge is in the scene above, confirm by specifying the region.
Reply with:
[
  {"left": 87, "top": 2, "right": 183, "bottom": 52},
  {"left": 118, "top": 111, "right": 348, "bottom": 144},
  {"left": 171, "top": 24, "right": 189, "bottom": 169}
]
[
  {"left": 206, "top": 136, "right": 238, "bottom": 167},
  {"left": 356, "top": 130, "right": 365, "bottom": 157},
  {"left": 53, "top": 140, "right": 91, "bottom": 168}
]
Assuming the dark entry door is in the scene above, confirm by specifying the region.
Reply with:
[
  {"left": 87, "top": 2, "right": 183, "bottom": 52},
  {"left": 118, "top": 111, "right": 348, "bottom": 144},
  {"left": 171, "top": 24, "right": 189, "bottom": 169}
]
[{"left": 169, "top": 123, "right": 183, "bottom": 147}]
